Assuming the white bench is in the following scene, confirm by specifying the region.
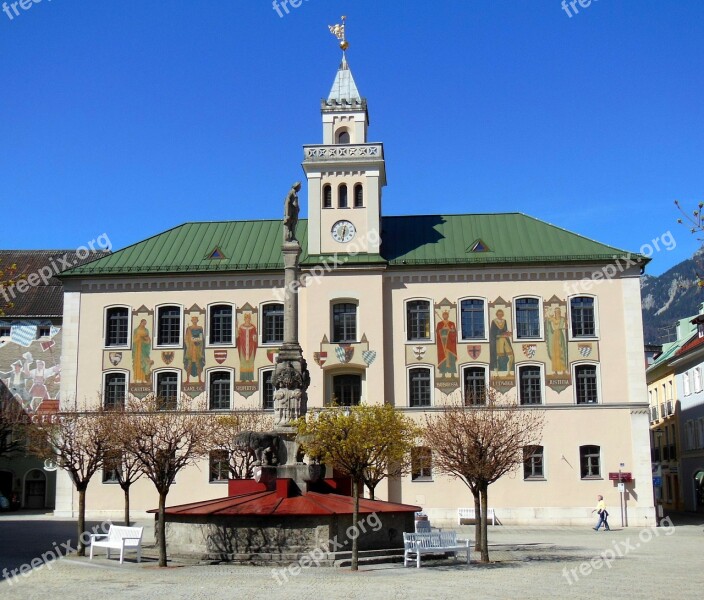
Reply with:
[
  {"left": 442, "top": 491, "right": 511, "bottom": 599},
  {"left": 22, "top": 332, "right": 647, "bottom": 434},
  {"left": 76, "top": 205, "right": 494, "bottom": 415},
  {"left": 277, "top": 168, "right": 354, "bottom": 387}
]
[
  {"left": 458, "top": 507, "right": 495, "bottom": 526},
  {"left": 403, "top": 531, "right": 470, "bottom": 568},
  {"left": 89, "top": 525, "right": 144, "bottom": 564}
]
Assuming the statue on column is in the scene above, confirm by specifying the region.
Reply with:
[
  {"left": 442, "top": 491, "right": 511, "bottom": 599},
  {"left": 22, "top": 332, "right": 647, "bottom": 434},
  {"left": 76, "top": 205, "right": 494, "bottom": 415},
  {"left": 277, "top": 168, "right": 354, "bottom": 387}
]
[{"left": 283, "top": 182, "right": 302, "bottom": 243}]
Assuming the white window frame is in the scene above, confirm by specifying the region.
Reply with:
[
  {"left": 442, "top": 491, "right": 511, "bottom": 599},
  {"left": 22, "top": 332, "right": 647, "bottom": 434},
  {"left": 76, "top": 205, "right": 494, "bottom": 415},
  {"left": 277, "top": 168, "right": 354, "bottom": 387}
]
[
  {"left": 410, "top": 446, "right": 433, "bottom": 482},
  {"left": 154, "top": 304, "right": 184, "bottom": 349},
  {"left": 152, "top": 368, "right": 182, "bottom": 409},
  {"left": 458, "top": 296, "right": 489, "bottom": 342},
  {"left": 330, "top": 298, "right": 359, "bottom": 344},
  {"left": 206, "top": 302, "right": 236, "bottom": 348},
  {"left": 259, "top": 301, "right": 285, "bottom": 347},
  {"left": 208, "top": 449, "right": 231, "bottom": 484},
  {"left": 695, "top": 368, "right": 702, "bottom": 394},
  {"left": 406, "top": 364, "right": 434, "bottom": 408},
  {"left": 102, "top": 370, "right": 130, "bottom": 410},
  {"left": 103, "top": 305, "right": 132, "bottom": 349},
  {"left": 683, "top": 371, "right": 691, "bottom": 396},
  {"left": 512, "top": 296, "right": 544, "bottom": 341},
  {"left": 516, "top": 362, "right": 545, "bottom": 406},
  {"left": 460, "top": 363, "right": 489, "bottom": 405},
  {"left": 567, "top": 294, "right": 599, "bottom": 341},
  {"left": 206, "top": 368, "right": 234, "bottom": 411},
  {"left": 259, "top": 367, "right": 276, "bottom": 411},
  {"left": 404, "top": 298, "right": 435, "bottom": 344},
  {"left": 572, "top": 361, "right": 602, "bottom": 406},
  {"left": 523, "top": 444, "right": 546, "bottom": 481}
]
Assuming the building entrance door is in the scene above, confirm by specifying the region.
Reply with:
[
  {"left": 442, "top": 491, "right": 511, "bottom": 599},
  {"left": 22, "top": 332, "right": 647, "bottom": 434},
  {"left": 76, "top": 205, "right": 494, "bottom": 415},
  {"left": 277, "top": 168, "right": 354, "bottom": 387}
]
[{"left": 24, "top": 470, "right": 46, "bottom": 509}]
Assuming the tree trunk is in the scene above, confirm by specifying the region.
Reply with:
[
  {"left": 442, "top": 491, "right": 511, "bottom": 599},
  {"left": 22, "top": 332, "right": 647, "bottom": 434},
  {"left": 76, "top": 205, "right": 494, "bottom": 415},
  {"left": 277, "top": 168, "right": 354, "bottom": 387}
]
[
  {"left": 480, "top": 485, "right": 490, "bottom": 563},
  {"left": 158, "top": 491, "right": 168, "bottom": 567},
  {"left": 77, "top": 487, "right": 87, "bottom": 557},
  {"left": 123, "top": 485, "right": 131, "bottom": 526},
  {"left": 473, "top": 490, "right": 482, "bottom": 552},
  {"left": 351, "top": 478, "right": 360, "bottom": 571}
]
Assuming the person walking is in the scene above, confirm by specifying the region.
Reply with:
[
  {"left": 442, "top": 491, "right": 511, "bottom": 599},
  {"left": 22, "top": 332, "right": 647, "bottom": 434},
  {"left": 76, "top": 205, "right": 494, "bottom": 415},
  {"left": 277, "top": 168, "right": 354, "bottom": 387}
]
[{"left": 592, "top": 494, "right": 610, "bottom": 531}]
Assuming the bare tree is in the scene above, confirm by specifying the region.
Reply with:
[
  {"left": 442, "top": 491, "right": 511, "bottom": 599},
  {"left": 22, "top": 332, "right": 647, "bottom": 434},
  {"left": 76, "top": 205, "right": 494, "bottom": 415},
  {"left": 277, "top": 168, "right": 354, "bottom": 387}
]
[
  {"left": 102, "top": 447, "right": 144, "bottom": 526},
  {"left": 119, "top": 395, "right": 211, "bottom": 567},
  {"left": 423, "top": 391, "right": 545, "bottom": 563},
  {"left": 298, "top": 404, "right": 418, "bottom": 571},
  {"left": 28, "top": 403, "right": 108, "bottom": 556},
  {"left": 209, "top": 411, "right": 275, "bottom": 479}
]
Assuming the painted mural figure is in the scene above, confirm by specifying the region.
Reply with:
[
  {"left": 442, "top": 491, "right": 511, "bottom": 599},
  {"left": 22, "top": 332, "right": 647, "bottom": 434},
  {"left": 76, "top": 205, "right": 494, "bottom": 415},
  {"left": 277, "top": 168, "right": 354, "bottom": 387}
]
[
  {"left": 1, "top": 360, "right": 28, "bottom": 405},
  {"left": 183, "top": 316, "right": 205, "bottom": 384},
  {"left": 436, "top": 310, "right": 458, "bottom": 378},
  {"left": 545, "top": 307, "right": 568, "bottom": 374},
  {"left": 132, "top": 319, "right": 154, "bottom": 383},
  {"left": 490, "top": 309, "right": 514, "bottom": 375},
  {"left": 237, "top": 312, "right": 258, "bottom": 382},
  {"left": 23, "top": 358, "right": 60, "bottom": 401}
]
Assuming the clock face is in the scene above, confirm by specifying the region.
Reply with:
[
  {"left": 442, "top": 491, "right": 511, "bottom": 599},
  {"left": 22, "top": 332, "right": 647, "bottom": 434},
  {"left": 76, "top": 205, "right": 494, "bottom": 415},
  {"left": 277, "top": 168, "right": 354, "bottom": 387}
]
[{"left": 331, "top": 220, "right": 356, "bottom": 243}]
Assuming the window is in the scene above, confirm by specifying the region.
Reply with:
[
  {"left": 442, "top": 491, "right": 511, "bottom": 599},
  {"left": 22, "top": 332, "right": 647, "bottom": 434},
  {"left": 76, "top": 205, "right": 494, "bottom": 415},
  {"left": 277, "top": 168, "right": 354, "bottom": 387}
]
[
  {"left": 515, "top": 298, "right": 540, "bottom": 339},
  {"left": 332, "top": 374, "right": 361, "bottom": 406},
  {"left": 575, "top": 365, "right": 598, "bottom": 404},
  {"left": 406, "top": 300, "right": 431, "bottom": 341},
  {"left": 695, "top": 369, "right": 702, "bottom": 393},
  {"left": 518, "top": 365, "right": 542, "bottom": 405},
  {"left": 209, "top": 371, "right": 232, "bottom": 410},
  {"left": 337, "top": 130, "right": 350, "bottom": 144},
  {"left": 570, "top": 297, "right": 596, "bottom": 337},
  {"left": 580, "top": 445, "right": 601, "bottom": 478},
  {"left": 523, "top": 446, "right": 544, "bottom": 479},
  {"left": 332, "top": 302, "right": 357, "bottom": 343},
  {"left": 460, "top": 299, "right": 486, "bottom": 340},
  {"left": 409, "top": 367, "right": 432, "bottom": 407},
  {"left": 463, "top": 366, "right": 487, "bottom": 405},
  {"left": 262, "top": 303, "right": 284, "bottom": 344},
  {"left": 209, "top": 305, "right": 233, "bottom": 345},
  {"left": 102, "top": 452, "right": 122, "bottom": 484},
  {"left": 338, "top": 184, "right": 348, "bottom": 208},
  {"left": 411, "top": 447, "right": 433, "bottom": 481},
  {"left": 209, "top": 450, "right": 230, "bottom": 482},
  {"left": 323, "top": 184, "right": 332, "bottom": 209},
  {"left": 683, "top": 372, "right": 691, "bottom": 396},
  {"left": 0, "top": 326, "right": 10, "bottom": 338},
  {"left": 261, "top": 369, "right": 275, "bottom": 410},
  {"left": 354, "top": 184, "right": 364, "bottom": 208},
  {"left": 156, "top": 371, "right": 179, "bottom": 410},
  {"left": 37, "top": 326, "right": 51, "bottom": 339},
  {"left": 105, "top": 307, "right": 129, "bottom": 347},
  {"left": 104, "top": 373, "right": 127, "bottom": 410},
  {"left": 157, "top": 306, "right": 181, "bottom": 346}
]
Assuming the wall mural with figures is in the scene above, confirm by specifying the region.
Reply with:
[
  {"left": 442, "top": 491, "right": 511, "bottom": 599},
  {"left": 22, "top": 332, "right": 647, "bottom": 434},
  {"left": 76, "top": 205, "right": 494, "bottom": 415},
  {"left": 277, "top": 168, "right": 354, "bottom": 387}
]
[
  {"left": 0, "top": 320, "right": 61, "bottom": 415},
  {"left": 404, "top": 296, "right": 600, "bottom": 398},
  {"left": 103, "top": 303, "right": 283, "bottom": 404}
]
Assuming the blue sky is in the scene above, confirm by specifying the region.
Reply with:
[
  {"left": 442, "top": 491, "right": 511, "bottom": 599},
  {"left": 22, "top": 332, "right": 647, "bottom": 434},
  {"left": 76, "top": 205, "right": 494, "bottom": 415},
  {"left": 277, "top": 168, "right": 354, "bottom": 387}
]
[{"left": 1, "top": 0, "right": 702, "bottom": 276}]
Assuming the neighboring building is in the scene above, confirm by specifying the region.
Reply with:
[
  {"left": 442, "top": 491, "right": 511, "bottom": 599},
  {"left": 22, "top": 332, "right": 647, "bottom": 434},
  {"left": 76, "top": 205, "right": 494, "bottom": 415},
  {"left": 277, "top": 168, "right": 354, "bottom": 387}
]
[
  {"left": 56, "top": 58, "right": 655, "bottom": 525},
  {"left": 669, "top": 311, "right": 704, "bottom": 512},
  {"left": 0, "top": 251, "right": 66, "bottom": 509}
]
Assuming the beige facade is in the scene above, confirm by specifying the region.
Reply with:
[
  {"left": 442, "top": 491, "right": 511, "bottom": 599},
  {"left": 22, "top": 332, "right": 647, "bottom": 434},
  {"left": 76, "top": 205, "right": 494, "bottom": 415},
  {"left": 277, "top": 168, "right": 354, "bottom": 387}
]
[{"left": 55, "top": 60, "right": 655, "bottom": 527}]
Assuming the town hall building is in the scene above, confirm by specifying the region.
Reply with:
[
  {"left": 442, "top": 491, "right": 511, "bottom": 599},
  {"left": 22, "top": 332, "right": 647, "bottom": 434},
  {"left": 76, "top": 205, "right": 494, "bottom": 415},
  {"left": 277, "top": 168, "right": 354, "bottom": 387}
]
[{"left": 55, "top": 56, "right": 655, "bottom": 526}]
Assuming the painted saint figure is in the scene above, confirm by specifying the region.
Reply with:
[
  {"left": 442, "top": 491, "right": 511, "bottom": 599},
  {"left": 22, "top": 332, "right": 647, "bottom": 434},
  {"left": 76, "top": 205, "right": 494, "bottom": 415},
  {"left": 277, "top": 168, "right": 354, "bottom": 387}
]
[
  {"left": 283, "top": 182, "right": 301, "bottom": 243},
  {"left": 132, "top": 319, "right": 154, "bottom": 383},
  {"left": 435, "top": 310, "right": 458, "bottom": 378},
  {"left": 489, "top": 309, "right": 514, "bottom": 375},
  {"left": 184, "top": 316, "right": 205, "bottom": 384},
  {"left": 237, "top": 312, "right": 258, "bottom": 382},
  {"left": 545, "top": 306, "right": 568, "bottom": 374}
]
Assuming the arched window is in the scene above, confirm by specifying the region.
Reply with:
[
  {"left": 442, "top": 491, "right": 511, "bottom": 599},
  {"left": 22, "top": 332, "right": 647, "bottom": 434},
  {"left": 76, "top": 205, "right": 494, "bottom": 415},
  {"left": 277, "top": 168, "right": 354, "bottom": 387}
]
[
  {"left": 354, "top": 184, "right": 364, "bottom": 208},
  {"left": 338, "top": 184, "right": 348, "bottom": 208},
  {"left": 323, "top": 184, "right": 332, "bottom": 209},
  {"left": 209, "top": 371, "right": 232, "bottom": 411},
  {"left": 337, "top": 130, "right": 350, "bottom": 144},
  {"left": 409, "top": 367, "right": 432, "bottom": 407}
]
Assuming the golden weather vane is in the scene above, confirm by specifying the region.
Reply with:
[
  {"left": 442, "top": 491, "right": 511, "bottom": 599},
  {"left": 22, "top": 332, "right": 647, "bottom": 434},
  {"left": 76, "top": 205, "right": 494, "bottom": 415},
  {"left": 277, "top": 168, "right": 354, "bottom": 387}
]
[{"left": 328, "top": 15, "right": 349, "bottom": 52}]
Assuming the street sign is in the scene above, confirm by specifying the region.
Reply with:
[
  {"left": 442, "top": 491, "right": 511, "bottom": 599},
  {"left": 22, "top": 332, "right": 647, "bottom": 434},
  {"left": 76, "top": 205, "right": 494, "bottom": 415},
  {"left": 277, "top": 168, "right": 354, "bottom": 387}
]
[
  {"left": 609, "top": 472, "right": 632, "bottom": 481},
  {"left": 653, "top": 477, "right": 662, "bottom": 487}
]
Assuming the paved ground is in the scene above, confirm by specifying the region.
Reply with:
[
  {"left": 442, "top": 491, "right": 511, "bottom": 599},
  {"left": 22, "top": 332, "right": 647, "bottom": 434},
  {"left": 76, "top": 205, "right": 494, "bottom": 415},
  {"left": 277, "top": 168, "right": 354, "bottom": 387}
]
[{"left": 1, "top": 513, "right": 703, "bottom": 599}]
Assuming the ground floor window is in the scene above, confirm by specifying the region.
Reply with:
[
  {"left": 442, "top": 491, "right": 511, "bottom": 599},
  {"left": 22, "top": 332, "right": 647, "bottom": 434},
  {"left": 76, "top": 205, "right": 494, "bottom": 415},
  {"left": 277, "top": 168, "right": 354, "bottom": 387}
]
[
  {"left": 411, "top": 447, "right": 433, "bottom": 481},
  {"left": 332, "top": 374, "right": 361, "bottom": 406},
  {"left": 209, "top": 450, "right": 230, "bottom": 482},
  {"left": 580, "top": 445, "right": 600, "bottom": 479},
  {"left": 523, "top": 446, "right": 544, "bottom": 479}
]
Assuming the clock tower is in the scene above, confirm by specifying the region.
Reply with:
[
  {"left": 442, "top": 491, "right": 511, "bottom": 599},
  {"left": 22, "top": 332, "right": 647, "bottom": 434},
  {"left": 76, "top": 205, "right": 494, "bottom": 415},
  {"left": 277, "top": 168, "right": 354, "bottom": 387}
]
[{"left": 303, "top": 55, "right": 387, "bottom": 257}]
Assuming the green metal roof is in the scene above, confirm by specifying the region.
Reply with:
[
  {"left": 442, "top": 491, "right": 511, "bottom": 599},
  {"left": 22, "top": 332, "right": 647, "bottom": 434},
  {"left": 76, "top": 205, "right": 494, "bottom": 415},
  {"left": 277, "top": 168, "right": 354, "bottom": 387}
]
[{"left": 62, "top": 213, "right": 643, "bottom": 278}]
